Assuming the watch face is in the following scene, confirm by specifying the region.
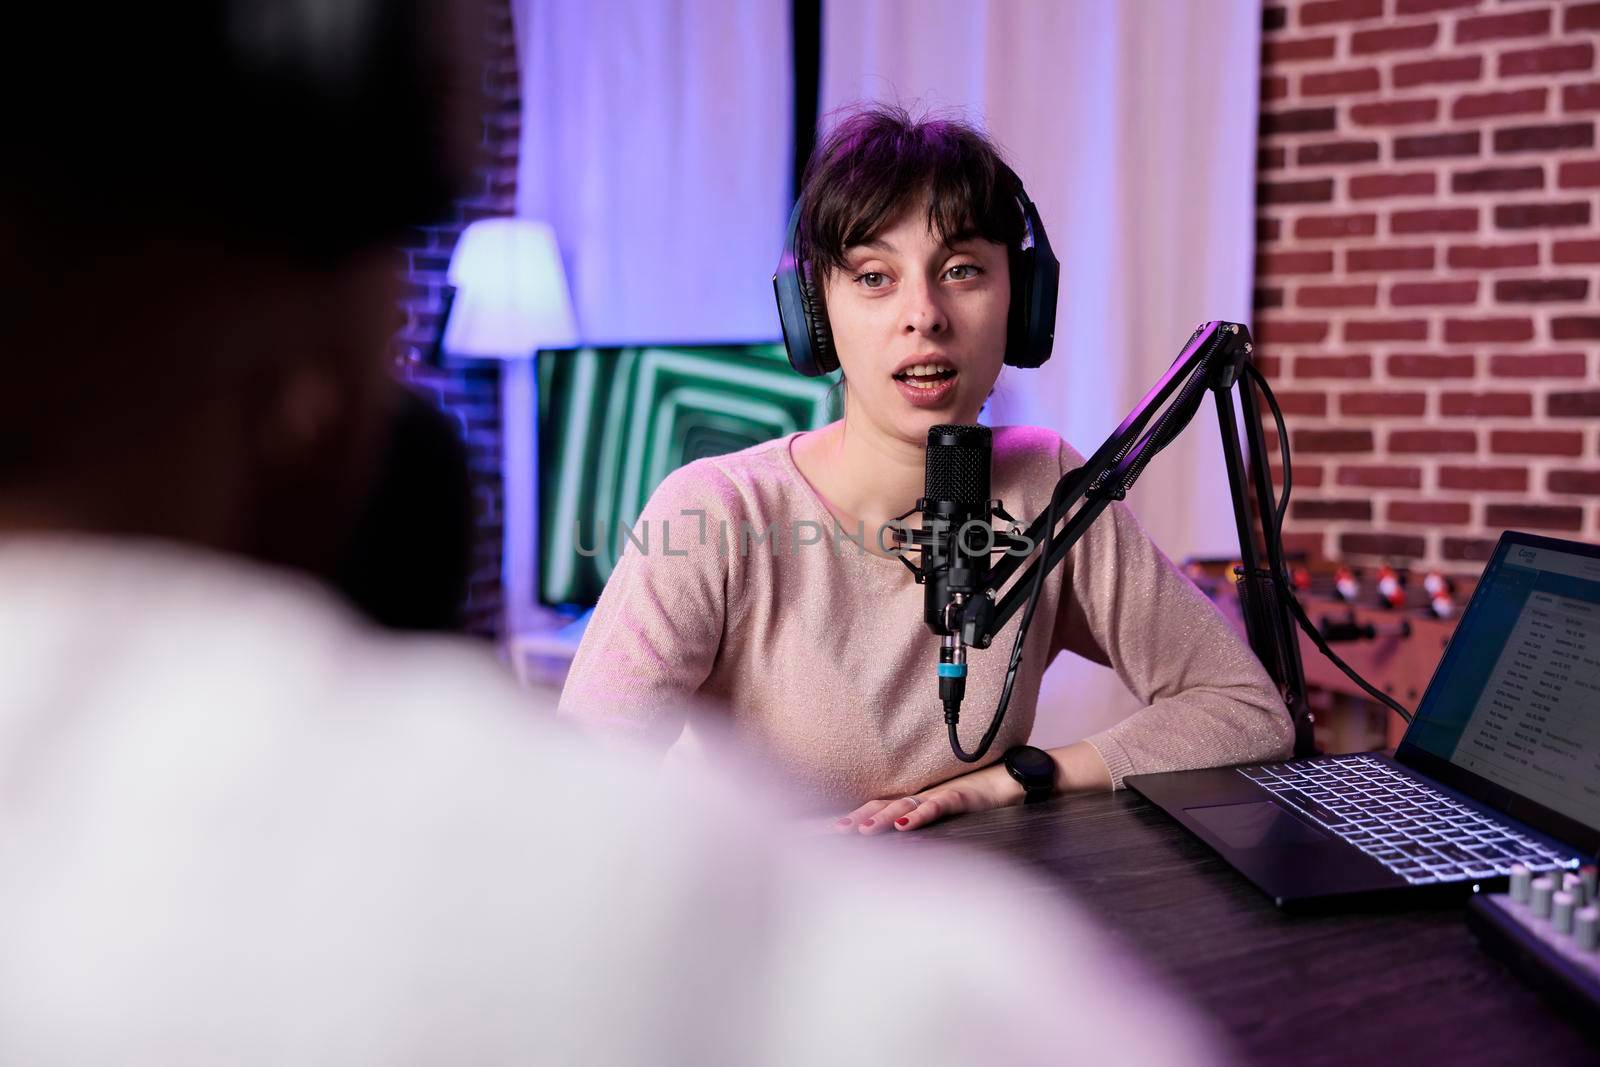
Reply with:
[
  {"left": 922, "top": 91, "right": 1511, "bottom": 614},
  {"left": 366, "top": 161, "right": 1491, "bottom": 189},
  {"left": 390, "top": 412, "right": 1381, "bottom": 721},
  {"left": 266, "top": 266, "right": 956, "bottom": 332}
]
[{"left": 1008, "top": 746, "right": 1054, "bottom": 780}]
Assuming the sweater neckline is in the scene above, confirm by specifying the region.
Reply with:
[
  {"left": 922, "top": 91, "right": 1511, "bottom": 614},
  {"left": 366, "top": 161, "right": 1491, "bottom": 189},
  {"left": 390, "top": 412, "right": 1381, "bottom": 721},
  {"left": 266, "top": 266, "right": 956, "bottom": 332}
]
[{"left": 777, "top": 432, "right": 915, "bottom": 572}]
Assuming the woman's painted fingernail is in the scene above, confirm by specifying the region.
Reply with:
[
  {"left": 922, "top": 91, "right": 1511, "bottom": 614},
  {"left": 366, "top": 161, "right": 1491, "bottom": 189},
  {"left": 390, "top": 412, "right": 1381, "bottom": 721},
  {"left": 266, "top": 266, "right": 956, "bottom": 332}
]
[
  {"left": 861, "top": 818, "right": 875, "bottom": 828},
  {"left": 895, "top": 817, "right": 909, "bottom": 827},
  {"left": 835, "top": 817, "right": 851, "bottom": 826}
]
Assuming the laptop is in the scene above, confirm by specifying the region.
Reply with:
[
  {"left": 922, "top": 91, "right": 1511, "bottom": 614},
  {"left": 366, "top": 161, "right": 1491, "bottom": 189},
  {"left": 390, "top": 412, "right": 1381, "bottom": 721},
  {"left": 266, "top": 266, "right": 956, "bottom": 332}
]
[{"left": 1128, "top": 530, "right": 1600, "bottom": 910}]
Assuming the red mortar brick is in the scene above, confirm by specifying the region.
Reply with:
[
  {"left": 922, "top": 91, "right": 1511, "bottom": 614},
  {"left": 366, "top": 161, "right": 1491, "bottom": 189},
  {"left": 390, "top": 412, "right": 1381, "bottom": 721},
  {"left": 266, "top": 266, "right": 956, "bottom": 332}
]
[
  {"left": 1342, "top": 532, "right": 1427, "bottom": 558},
  {"left": 1254, "top": 319, "right": 1332, "bottom": 345},
  {"left": 1548, "top": 391, "right": 1600, "bottom": 418},
  {"left": 1347, "top": 246, "right": 1435, "bottom": 271},
  {"left": 1296, "top": 353, "right": 1374, "bottom": 378},
  {"left": 1563, "top": 83, "right": 1600, "bottom": 112},
  {"left": 1447, "top": 243, "right": 1539, "bottom": 269},
  {"left": 1490, "top": 430, "right": 1584, "bottom": 456},
  {"left": 1351, "top": 98, "right": 1440, "bottom": 125},
  {"left": 1494, "top": 124, "right": 1596, "bottom": 154},
  {"left": 1568, "top": 4, "right": 1600, "bottom": 32},
  {"left": 1390, "top": 501, "right": 1472, "bottom": 525},
  {"left": 1294, "top": 499, "right": 1375, "bottom": 521},
  {"left": 1439, "top": 392, "right": 1534, "bottom": 417},
  {"left": 1303, "top": 67, "right": 1382, "bottom": 96},
  {"left": 1352, "top": 23, "right": 1439, "bottom": 55},
  {"left": 1264, "top": 36, "right": 1338, "bottom": 63},
  {"left": 1390, "top": 429, "right": 1478, "bottom": 453},
  {"left": 1297, "top": 284, "right": 1379, "bottom": 308},
  {"left": 1295, "top": 213, "right": 1379, "bottom": 239},
  {"left": 1439, "top": 466, "right": 1528, "bottom": 492},
  {"left": 1392, "top": 280, "right": 1479, "bottom": 305},
  {"left": 1484, "top": 504, "right": 1583, "bottom": 531},
  {"left": 1456, "top": 9, "right": 1551, "bottom": 45},
  {"left": 1295, "top": 428, "right": 1376, "bottom": 453},
  {"left": 1451, "top": 166, "right": 1544, "bottom": 193},
  {"left": 1548, "top": 470, "right": 1600, "bottom": 495},
  {"left": 1347, "top": 319, "right": 1431, "bottom": 342},
  {"left": 1499, "top": 44, "right": 1596, "bottom": 78},
  {"left": 1391, "top": 207, "right": 1479, "bottom": 234},
  {"left": 1342, "top": 392, "right": 1428, "bottom": 415},
  {"left": 1559, "top": 161, "right": 1600, "bottom": 188},
  {"left": 1302, "top": 0, "right": 1383, "bottom": 24},
  {"left": 1553, "top": 240, "right": 1600, "bottom": 264},
  {"left": 1388, "top": 353, "right": 1476, "bottom": 378},
  {"left": 1393, "top": 55, "right": 1483, "bottom": 90},
  {"left": 1494, "top": 278, "right": 1589, "bottom": 303},
  {"left": 1553, "top": 317, "right": 1600, "bottom": 340},
  {"left": 1488, "top": 353, "right": 1586, "bottom": 378},
  {"left": 1351, "top": 172, "right": 1437, "bottom": 199},
  {"left": 1444, "top": 318, "right": 1535, "bottom": 343},
  {"left": 1338, "top": 465, "right": 1425, "bottom": 488},
  {"left": 1452, "top": 88, "right": 1548, "bottom": 120}
]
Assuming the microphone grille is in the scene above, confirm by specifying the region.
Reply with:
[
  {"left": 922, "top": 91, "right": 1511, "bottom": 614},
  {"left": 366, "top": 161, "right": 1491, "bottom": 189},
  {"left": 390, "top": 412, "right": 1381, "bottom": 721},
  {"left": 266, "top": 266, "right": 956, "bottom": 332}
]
[{"left": 925, "top": 424, "right": 992, "bottom": 504}]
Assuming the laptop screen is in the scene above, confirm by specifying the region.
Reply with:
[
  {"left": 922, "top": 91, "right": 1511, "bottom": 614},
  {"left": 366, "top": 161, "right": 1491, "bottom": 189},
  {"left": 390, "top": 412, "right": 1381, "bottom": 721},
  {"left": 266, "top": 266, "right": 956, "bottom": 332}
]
[{"left": 1405, "top": 534, "right": 1600, "bottom": 835}]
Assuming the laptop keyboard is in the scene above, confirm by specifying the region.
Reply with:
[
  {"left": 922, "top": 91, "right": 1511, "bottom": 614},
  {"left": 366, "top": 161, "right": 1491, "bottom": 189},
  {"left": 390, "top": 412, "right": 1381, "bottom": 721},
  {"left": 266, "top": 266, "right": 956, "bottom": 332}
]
[{"left": 1238, "top": 754, "right": 1582, "bottom": 886}]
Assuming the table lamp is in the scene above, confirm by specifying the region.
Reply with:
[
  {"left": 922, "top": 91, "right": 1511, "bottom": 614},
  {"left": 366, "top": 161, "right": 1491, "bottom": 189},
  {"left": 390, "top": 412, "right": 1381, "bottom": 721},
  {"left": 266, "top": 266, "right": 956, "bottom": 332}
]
[{"left": 431, "top": 217, "right": 578, "bottom": 362}]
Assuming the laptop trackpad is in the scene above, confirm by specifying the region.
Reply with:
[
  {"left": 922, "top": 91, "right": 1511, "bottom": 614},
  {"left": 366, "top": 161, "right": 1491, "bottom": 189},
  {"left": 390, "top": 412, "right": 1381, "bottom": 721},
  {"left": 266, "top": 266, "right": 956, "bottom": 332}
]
[{"left": 1186, "top": 801, "right": 1330, "bottom": 849}]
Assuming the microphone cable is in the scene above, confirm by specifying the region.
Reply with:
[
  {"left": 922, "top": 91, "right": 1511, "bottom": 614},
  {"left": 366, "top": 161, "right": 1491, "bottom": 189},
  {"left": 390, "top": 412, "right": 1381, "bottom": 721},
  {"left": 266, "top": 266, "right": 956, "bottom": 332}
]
[
  {"left": 1242, "top": 362, "right": 1414, "bottom": 726},
  {"left": 947, "top": 467, "right": 1066, "bottom": 762}
]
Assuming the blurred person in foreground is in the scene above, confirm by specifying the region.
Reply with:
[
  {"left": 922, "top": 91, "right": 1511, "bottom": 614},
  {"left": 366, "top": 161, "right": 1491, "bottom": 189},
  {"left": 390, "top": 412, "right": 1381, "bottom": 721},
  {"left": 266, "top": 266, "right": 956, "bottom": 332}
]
[{"left": 0, "top": 3, "right": 1225, "bottom": 1064}]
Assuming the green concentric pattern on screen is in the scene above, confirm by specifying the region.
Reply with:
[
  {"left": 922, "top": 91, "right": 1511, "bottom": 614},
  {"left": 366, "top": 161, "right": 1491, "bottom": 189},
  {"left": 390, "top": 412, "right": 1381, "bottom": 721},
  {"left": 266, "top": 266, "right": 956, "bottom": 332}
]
[{"left": 538, "top": 345, "right": 838, "bottom": 608}]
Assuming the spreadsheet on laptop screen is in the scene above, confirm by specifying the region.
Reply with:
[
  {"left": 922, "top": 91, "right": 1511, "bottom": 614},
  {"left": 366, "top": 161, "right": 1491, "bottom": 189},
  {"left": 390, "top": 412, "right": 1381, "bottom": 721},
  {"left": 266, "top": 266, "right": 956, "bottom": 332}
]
[{"left": 1410, "top": 541, "right": 1600, "bottom": 832}]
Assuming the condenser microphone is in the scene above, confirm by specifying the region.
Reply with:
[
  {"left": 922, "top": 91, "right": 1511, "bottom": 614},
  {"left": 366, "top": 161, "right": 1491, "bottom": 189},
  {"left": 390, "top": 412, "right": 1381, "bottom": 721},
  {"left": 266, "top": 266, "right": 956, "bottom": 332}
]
[{"left": 921, "top": 424, "right": 994, "bottom": 635}]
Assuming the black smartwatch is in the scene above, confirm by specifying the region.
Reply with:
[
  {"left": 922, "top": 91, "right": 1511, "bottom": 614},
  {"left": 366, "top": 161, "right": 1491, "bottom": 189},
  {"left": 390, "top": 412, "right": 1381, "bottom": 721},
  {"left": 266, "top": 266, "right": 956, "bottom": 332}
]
[{"left": 1002, "top": 745, "right": 1055, "bottom": 804}]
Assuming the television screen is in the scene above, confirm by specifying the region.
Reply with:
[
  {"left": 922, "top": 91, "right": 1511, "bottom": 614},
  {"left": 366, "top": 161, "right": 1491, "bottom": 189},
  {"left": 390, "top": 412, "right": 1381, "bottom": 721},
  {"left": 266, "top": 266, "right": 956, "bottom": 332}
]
[{"left": 536, "top": 343, "right": 838, "bottom": 610}]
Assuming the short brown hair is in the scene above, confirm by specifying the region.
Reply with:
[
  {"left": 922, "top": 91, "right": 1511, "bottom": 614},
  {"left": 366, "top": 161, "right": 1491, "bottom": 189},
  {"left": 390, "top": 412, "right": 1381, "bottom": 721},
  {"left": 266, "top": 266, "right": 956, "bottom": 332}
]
[{"left": 796, "top": 104, "right": 1026, "bottom": 280}]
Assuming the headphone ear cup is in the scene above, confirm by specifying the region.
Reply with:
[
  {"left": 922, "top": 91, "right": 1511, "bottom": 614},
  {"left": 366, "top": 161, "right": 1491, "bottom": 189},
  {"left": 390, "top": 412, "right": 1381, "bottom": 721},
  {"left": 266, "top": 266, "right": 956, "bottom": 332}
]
[
  {"left": 774, "top": 199, "right": 839, "bottom": 378},
  {"left": 798, "top": 264, "right": 840, "bottom": 376},
  {"left": 1003, "top": 245, "right": 1035, "bottom": 368},
  {"left": 1004, "top": 196, "right": 1060, "bottom": 369}
]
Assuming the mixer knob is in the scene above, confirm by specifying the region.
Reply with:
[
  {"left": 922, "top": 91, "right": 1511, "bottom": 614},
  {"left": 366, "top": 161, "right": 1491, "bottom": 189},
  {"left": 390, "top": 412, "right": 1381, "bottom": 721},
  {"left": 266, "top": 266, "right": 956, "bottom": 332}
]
[
  {"left": 1553, "top": 891, "right": 1576, "bottom": 935},
  {"left": 1510, "top": 864, "right": 1532, "bottom": 903},
  {"left": 1531, "top": 877, "right": 1556, "bottom": 919},
  {"left": 1576, "top": 906, "right": 1599, "bottom": 952}
]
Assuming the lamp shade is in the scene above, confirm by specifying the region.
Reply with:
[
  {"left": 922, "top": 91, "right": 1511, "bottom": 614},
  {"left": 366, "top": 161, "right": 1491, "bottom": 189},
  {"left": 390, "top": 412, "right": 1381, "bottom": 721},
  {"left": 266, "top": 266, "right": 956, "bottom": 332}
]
[{"left": 442, "top": 218, "right": 578, "bottom": 358}]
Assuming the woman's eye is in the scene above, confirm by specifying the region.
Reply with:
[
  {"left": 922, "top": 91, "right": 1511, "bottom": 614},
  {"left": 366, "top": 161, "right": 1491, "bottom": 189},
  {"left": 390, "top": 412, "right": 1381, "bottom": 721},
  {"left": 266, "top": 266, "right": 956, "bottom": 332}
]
[
  {"left": 945, "top": 264, "right": 982, "bottom": 281},
  {"left": 854, "top": 271, "right": 888, "bottom": 289}
]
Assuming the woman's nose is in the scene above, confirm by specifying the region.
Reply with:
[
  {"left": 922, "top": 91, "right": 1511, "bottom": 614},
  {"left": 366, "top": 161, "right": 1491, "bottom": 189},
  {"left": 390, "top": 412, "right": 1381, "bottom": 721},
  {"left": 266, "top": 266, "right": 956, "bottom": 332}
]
[{"left": 901, "top": 284, "right": 948, "bottom": 336}]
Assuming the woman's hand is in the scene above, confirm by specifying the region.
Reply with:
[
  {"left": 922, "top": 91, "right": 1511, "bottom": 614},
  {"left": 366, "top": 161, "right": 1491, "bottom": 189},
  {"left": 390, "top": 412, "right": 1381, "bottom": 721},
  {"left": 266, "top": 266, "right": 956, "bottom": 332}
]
[
  {"left": 830, "top": 742, "right": 1112, "bottom": 835},
  {"left": 833, "top": 762, "right": 1023, "bottom": 835}
]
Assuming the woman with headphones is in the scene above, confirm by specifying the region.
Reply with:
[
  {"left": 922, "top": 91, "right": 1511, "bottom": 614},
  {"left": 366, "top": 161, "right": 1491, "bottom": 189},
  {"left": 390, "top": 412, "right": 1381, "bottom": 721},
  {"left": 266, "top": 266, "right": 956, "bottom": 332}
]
[{"left": 558, "top": 105, "right": 1293, "bottom": 831}]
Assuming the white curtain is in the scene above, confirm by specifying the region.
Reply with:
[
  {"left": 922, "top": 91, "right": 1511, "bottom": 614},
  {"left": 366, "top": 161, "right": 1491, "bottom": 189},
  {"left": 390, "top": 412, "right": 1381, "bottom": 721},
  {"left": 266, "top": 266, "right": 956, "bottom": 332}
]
[
  {"left": 513, "top": 0, "right": 792, "bottom": 343},
  {"left": 504, "top": 0, "right": 794, "bottom": 635},
  {"left": 823, "top": 0, "right": 1262, "bottom": 743}
]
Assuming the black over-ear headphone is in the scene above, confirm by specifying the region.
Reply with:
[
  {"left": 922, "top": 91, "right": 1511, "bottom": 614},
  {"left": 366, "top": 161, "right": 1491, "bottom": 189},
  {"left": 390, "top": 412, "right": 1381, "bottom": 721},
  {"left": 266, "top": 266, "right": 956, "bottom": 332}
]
[{"left": 772, "top": 170, "right": 1060, "bottom": 379}]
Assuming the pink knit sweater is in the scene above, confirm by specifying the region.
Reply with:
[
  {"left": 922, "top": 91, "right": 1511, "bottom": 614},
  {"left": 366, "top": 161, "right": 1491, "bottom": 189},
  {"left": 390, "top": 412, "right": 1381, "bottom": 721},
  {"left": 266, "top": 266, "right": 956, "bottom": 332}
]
[{"left": 557, "top": 427, "right": 1293, "bottom": 808}]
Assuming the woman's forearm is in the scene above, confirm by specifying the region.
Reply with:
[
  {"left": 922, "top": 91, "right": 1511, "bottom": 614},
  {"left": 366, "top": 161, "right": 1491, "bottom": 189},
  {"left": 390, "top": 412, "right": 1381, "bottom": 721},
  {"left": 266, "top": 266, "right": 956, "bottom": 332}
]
[{"left": 1046, "top": 740, "right": 1114, "bottom": 795}]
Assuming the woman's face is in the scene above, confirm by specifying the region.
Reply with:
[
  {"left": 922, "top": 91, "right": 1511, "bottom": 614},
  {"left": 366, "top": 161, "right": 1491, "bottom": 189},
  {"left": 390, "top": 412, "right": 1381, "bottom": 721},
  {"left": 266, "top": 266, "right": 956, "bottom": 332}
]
[{"left": 821, "top": 199, "right": 1010, "bottom": 446}]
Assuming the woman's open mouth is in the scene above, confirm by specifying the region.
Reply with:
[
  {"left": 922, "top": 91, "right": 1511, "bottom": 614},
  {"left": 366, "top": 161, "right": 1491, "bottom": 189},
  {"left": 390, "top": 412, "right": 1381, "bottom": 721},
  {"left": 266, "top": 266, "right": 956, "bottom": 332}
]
[{"left": 892, "top": 363, "right": 959, "bottom": 407}]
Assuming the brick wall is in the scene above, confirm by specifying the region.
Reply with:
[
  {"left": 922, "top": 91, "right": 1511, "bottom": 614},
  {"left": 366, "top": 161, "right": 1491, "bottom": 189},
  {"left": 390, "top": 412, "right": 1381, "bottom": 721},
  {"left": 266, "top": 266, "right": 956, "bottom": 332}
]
[
  {"left": 1256, "top": 0, "right": 1600, "bottom": 573},
  {"left": 393, "top": 0, "right": 521, "bottom": 637}
]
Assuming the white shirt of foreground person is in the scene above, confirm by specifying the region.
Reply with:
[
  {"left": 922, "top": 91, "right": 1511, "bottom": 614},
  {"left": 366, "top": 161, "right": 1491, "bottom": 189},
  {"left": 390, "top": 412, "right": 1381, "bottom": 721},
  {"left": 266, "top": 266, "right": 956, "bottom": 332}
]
[{"left": 0, "top": 536, "right": 1225, "bottom": 1066}]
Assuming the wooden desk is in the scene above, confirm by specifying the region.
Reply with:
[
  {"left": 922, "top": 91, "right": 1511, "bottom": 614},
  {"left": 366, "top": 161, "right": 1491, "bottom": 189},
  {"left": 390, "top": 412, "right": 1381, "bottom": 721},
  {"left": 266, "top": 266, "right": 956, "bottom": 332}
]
[{"left": 861, "top": 789, "right": 1596, "bottom": 1065}]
